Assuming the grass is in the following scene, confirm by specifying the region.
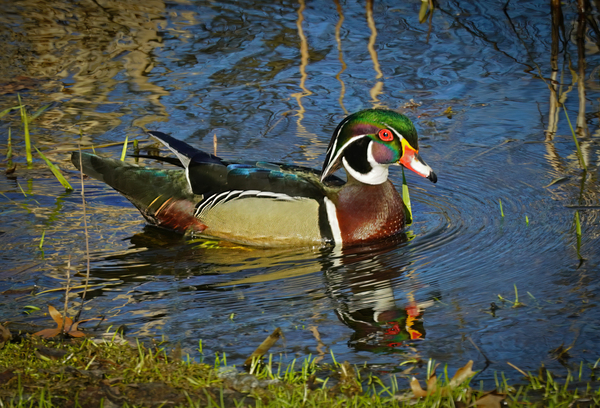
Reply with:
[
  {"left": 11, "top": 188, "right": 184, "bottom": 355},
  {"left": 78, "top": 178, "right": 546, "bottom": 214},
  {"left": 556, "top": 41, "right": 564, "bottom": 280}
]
[
  {"left": 3, "top": 96, "right": 66, "bottom": 188},
  {"left": 575, "top": 210, "right": 584, "bottom": 261},
  {"left": 401, "top": 167, "right": 412, "bottom": 225},
  {"left": 562, "top": 108, "right": 587, "bottom": 172},
  {"left": 33, "top": 145, "right": 73, "bottom": 191},
  {"left": 17, "top": 94, "right": 32, "bottom": 168},
  {"left": 121, "top": 134, "right": 129, "bottom": 161},
  {"left": 1, "top": 333, "right": 599, "bottom": 407},
  {"left": 6, "top": 128, "right": 12, "bottom": 166},
  {"left": 497, "top": 284, "right": 525, "bottom": 308}
]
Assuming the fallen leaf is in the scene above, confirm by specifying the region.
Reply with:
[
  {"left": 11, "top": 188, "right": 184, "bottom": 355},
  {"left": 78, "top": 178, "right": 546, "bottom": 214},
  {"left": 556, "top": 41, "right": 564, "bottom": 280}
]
[
  {"left": 33, "top": 305, "right": 99, "bottom": 338},
  {"left": 48, "top": 305, "right": 66, "bottom": 328},
  {"left": 410, "top": 361, "right": 477, "bottom": 399},
  {"left": 449, "top": 360, "right": 476, "bottom": 388},
  {"left": 244, "top": 327, "right": 283, "bottom": 366},
  {"left": 410, "top": 377, "right": 428, "bottom": 398},
  {"left": 472, "top": 390, "right": 506, "bottom": 408},
  {"left": 33, "top": 328, "right": 61, "bottom": 339},
  {"left": 426, "top": 374, "right": 437, "bottom": 394}
]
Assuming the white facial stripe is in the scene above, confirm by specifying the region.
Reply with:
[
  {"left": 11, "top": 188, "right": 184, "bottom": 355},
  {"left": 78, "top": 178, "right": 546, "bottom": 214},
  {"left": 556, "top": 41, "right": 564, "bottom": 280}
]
[
  {"left": 340, "top": 140, "right": 389, "bottom": 185},
  {"left": 324, "top": 197, "right": 342, "bottom": 245},
  {"left": 322, "top": 134, "right": 370, "bottom": 180},
  {"left": 324, "top": 115, "right": 354, "bottom": 160},
  {"left": 381, "top": 122, "right": 404, "bottom": 141}
]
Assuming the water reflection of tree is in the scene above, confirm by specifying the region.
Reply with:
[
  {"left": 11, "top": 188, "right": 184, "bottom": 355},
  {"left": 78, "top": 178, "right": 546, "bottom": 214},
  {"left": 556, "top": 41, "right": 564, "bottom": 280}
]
[
  {"left": 537, "top": 0, "right": 599, "bottom": 207},
  {"left": 0, "top": 0, "right": 168, "bottom": 133}
]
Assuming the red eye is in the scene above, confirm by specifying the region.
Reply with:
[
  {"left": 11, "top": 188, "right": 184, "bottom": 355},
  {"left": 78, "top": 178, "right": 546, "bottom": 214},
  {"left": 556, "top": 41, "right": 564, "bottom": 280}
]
[{"left": 378, "top": 129, "right": 393, "bottom": 141}]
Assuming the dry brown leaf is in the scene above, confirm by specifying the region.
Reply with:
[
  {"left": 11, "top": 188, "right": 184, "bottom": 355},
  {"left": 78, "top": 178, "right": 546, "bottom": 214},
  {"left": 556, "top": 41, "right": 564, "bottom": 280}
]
[
  {"left": 48, "top": 305, "right": 65, "bottom": 328},
  {"left": 472, "top": 390, "right": 506, "bottom": 408},
  {"left": 244, "top": 327, "right": 283, "bottom": 366},
  {"left": 34, "top": 305, "right": 99, "bottom": 338},
  {"left": 426, "top": 374, "right": 437, "bottom": 394},
  {"left": 410, "top": 361, "right": 477, "bottom": 399},
  {"left": 410, "top": 377, "right": 428, "bottom": 398},
  {"left": 33, "top": 328, "right": 61, "bottom": 339},
  {"left": 68, "top": 330, "right": 86, "bottom": 338},
  {"left": 449, "top": 360, "right": 476, "bottom": 388}
]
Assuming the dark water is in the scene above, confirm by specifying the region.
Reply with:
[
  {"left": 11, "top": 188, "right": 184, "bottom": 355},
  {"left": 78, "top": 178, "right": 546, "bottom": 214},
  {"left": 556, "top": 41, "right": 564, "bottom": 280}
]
[{"left": 1, "top": 0, "right": 600, "bottom": 385}]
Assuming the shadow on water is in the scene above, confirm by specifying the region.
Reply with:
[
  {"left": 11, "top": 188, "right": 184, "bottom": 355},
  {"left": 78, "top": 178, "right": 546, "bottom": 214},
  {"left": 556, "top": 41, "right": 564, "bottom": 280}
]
[{"left": 1, "top": 0, "right": 600, "bottom": 381}]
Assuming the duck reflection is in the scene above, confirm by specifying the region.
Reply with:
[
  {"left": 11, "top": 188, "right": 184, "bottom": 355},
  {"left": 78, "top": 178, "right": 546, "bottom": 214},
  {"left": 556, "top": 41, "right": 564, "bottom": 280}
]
[
  {"left": 325, "top": 237, "right": 429, "bottom": 353},
  {"left": 82, "top": 227, "right": 433, "bottom": 354}
]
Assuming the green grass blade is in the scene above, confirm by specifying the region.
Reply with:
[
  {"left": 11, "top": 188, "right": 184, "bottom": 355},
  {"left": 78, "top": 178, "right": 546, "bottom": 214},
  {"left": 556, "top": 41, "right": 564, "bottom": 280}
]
[
  {"left": 39, "top": 230, "right": 46, "bottom": 250},
  {"left": 499, "top": 199, "right": 505, "bottom": 217},
  {"left": 563, "top": 108, "right": 587, "bottom": 171},
  {"left": 0, "top": 105, "right": 21, "bottom": 119},
  {"left": 575, "top": 211, "right": 583, "bottom": 261},
  {"left": 34, "top": 145, "right": 73, "bottom": 191},
  {"left": 402, "top": 167, "right": 413, "bottom": 225},
  {"left": 18, "top": 94, "right": 33, "bottom": 168},
  {"left": 120, "top": 135, "right": 129, "bottom": 161},
  {"left": 7, "top": 128, "right": 12, "bottom": 164}
]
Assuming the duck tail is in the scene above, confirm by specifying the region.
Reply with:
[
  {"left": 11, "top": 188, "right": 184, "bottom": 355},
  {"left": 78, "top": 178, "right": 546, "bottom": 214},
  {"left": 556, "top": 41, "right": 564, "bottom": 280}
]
[{"left": 71, "top": 152, "right": 206, "bottom": 234}]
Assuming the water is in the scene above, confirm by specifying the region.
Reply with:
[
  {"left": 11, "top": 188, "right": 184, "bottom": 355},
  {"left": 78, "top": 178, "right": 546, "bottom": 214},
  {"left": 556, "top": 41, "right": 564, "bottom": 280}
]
[{"left": 1, "top": 0, "right": 600, "bottom": 385}]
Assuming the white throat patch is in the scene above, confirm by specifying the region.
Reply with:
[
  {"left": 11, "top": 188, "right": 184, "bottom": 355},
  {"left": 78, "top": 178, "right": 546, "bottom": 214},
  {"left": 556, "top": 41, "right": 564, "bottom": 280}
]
[{"left": 342, "top": 141, "right": 389, "bottom": 185}]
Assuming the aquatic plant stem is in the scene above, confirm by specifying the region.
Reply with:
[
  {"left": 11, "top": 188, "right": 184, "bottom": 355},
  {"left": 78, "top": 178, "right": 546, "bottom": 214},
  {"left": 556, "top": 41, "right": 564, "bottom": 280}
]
[
  {"left": 563, "top": 108, "right": 587, "bottom": 171},
  {"left": 499, "top": 199, "right": 505, "bottom": 217},
  {"left": 575, "top": 210, "right": 583, "bottom": 261},
  {"left": 120, "top": 135, "right": 129, "bottom": 161},
  {"left": 402, "top": 167, "right": 413, "bottom": 225},
  {"left": 75, "top": 144, "right": 91, "bottom": 322},
  {"left": 34, "top": 145, "right": 73, "bottom": 191},
  {"left": 63, "top": 256, "right": 71, "bottom": 334},
  {"left": 7, "top": 128, "right": 12, "bottom": 165},
  {"left": 17, "top": 94, "right": 32, "bottom": 168}
]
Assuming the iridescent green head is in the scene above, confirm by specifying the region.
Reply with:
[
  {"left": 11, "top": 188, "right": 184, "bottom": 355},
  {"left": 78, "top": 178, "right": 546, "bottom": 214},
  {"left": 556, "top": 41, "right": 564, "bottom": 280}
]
[{"left": 321, "top": 109, "right": 437, "bottom": 185}]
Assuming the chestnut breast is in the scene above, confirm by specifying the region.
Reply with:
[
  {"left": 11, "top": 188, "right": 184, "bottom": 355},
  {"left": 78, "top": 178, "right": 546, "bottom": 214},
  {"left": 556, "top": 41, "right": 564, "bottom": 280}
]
[{"left": 334, "top": 180, "right": 405, "bottom": 245}]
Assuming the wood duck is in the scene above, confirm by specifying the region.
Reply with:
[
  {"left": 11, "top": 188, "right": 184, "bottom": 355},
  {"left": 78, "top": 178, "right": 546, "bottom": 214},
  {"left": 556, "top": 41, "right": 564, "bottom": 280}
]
[{"left": 71, "top": 109, "right": 437, "bottom": 248}]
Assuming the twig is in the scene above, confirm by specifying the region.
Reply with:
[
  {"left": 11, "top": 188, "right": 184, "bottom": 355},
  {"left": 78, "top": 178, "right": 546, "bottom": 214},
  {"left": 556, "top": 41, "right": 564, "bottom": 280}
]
[
  {"left": 75, "top": 144, "right": 91, "bottom": 322},
  {"left": 63, "top": 256, "right": 71, "bottom": 332},
  {"left": 507, "top": 361, "right": 529, "bottom": 378},
  {"left": 468, "top": 337, "right": 492, "bottom": 365}
]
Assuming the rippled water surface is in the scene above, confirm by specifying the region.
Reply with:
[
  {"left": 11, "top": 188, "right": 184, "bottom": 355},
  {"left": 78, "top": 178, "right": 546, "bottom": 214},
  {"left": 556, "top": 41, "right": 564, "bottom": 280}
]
[{"left": 1, "top": 0, "right": 600, "bottom": 384}]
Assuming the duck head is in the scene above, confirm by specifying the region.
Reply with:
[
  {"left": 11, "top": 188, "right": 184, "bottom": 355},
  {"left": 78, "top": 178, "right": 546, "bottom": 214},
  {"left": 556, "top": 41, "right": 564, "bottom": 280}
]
[{"left": 321, "top": 109, "right": 437, "bottom": 185}]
